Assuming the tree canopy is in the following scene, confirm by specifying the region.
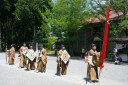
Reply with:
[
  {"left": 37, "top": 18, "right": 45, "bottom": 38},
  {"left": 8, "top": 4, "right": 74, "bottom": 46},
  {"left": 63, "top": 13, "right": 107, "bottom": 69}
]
[
  {"left": 0, "top": 0, "right": 53, "bottom": 50},
  {"left": 90, "top": 0, "right": 128, "bottom": 36},
  {"left": 0, "top": 0, "right": 128, "bottom": 51},
  {"left": 50, "top": 0, "right": 92, "bottom": 46}
]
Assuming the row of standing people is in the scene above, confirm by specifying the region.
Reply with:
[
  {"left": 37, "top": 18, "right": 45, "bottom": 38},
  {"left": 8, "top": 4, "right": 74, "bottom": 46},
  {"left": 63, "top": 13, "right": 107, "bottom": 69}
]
[
  {"left": 7, "top": 43, "right": 100, "bottom": 83},
  {"left": 7, "top": 43, "right": 69, "bottom": 75},
  {"left": 18, "top": 43, "right": 47, "bottom": 72}
]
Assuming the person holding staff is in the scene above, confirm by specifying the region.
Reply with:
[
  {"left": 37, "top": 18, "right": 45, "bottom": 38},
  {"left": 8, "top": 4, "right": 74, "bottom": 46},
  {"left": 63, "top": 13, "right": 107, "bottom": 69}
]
[
  {"left": 56, "top": 45, "right": 69, "bottom": 76},
  {"left": 18, "top": 43, "right": 28, "bottom": 68},
  {"left": 88, "top": 43, "right": 99, "bottom": 82},
  {"left": 7, "top": 44, "right": 15, "bottom": 65},
  {"left": 26, "top": 44, "right": 36, "bottom": 71},
  {"left": 37, "top": 44, "right": 47, "bottom": 73}
]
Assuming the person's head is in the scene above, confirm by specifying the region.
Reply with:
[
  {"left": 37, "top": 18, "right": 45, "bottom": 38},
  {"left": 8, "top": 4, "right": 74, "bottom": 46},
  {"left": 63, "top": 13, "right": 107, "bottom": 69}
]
[
  {"left": 11, "top": 45, "right": 13, "bottom": 47},
  {"left": 23, "top": 43, "right": 26, "bottom": 47},
  {"left": 116, "top": 53, "right": 119, "bottom": 57},
  {"left": 40, "top": 44, "right": 43, "bottom": 49},
  {"left": 29, "top": 44, "right": 32, "bottom": 49},
  {"left": 11, "top": 44, "right": 14, "bottom": 47},
  {"left": 61, "top": 44, "right": 65, "bottom": 50},
  {"left": 30, "top": 46, "right": 32, "bottom": 49},
  {"left": 91, "top": 43, "right": 96, "bottom": 50}
]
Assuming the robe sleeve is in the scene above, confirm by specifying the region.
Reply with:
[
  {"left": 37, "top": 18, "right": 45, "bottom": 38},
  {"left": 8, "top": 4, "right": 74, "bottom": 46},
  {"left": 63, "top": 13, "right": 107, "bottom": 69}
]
[
  {"left": 13, "top": 48, "right": 15, "bottom": 58},
  {"left": 56, "top": 50, "right": 61, "bottom": 62},
  {"left": 88, "top": 50, "right": 95, "bottom": 66},
  {"left": 18, "top": 47, "right": 22, "bottom": 57}
]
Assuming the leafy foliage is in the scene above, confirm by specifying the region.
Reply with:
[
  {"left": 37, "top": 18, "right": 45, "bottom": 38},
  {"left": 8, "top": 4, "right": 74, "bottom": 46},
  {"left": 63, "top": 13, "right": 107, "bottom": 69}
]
[
  {"left": 51, "top": 0, "right": 92, "bottom": 46},
  {"left": 90, "top": 0, "right": 128, "bottom": 36},
  {"left": 0, "top": 0, "right": 53, "bottom": 50},
  {"left": 13, "top": 0, "right": 52, "bottom": 48}
]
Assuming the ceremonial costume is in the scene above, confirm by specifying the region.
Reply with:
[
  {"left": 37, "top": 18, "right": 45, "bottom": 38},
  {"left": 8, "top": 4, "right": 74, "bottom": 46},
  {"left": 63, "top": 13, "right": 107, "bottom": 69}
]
[
  {"left": 56, "top": 49, "right": 63, "bottom": 75},
  {"left": 56, "top": 45, "right": 69, "bottom": 75},
  {"left": 7, "top": 46, "right": 15, "bottom": 65},
  {"left": 61, "top": 58, "right": 69, "bottom": 75},
  {"left": 26, "top": 48, "right": 36, "bottom": 70},
  {"left": 88, "top": 49, "right": 99, "bottom": 81},
  {"left": 87, "top": 43, "right": 102, "bottom": 82},
  {"left": 37, "top": 48, "right": 47, "bottom": 72},
  {"left": 18, "top": 46, "right": 28, "bottom": 67}
]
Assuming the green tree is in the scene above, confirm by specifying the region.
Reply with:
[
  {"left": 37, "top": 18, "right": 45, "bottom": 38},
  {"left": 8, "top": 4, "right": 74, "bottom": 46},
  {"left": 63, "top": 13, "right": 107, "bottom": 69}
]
[
  {"left": 90, "top": 0, "right": 128, "bottom": 36},
  {"left": 48, "top": 36, "right": 58, "bottom": 50},
  {"left": 0, "top": 0, "right": 10, "bottom": 51},
  {"left": 0, "top": 0, "right": 18, "bottom": 51},
  {"left": 51, "top": 0, "right": 92, "bottom": 47},
  {"left": 14, "top": 0, "right": 52, "bottom": 49}
]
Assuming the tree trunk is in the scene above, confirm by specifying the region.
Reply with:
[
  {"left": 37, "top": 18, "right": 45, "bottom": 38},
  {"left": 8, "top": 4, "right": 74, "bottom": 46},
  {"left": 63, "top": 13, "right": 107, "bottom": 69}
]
[
  {"left": 77, "top": 32, "right": 79, "bottom": 55},
  {"left": 123, "top": 0, "right": 127, "bottom": 36},
  {"left": 125, "top": 29, "right": 128, "bottom": 36},
  {"left": 11, "top": 19, "right": 14, "bottom": 44},
  {"left": 0, "top": 20, "right": 1, "bottom": 51},
  {"left": 33, "top": 21, "right": 36, "bottom": 50},
  {"left": 6, "top": 17, "right": 8, "bottom": 49}
]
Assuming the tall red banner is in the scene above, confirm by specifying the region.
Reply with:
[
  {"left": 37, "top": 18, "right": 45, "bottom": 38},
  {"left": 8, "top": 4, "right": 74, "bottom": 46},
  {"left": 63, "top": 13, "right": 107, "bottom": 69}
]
[{"left": 100, "top": 5, "right": 110, "bottom": 70}]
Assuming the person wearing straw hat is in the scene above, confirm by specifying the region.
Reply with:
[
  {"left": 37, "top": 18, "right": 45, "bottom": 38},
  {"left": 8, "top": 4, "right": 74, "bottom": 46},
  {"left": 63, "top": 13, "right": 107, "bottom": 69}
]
[
  {"left": 87, "top": 43, "right": 99, "bottom": 82},
  {"left": 26, "top": 44, "right": 36, "bottom": 71},
  {"left": 37, "top": 44, "right": 47, "bottom": 73},
  {"left": 7, "top": 44, "right": 15, "bottom": 65},
  {"left": 18, "top": 42, "right": 28, "bottom": 68}
]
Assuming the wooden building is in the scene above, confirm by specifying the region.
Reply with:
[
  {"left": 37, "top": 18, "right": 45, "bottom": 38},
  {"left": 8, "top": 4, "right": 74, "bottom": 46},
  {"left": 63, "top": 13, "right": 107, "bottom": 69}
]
[{"left": 71, "top": 10, "right": 128, "bottom": 59}]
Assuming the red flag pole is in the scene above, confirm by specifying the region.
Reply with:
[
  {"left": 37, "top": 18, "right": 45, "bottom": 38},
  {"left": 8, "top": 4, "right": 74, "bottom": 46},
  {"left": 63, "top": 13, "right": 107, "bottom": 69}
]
[
  {"left": 98, "top": 4, "right": 110, "bottom": 82},
  {"left": 100, "top": 4, "right": 110, "bottom": 70}
]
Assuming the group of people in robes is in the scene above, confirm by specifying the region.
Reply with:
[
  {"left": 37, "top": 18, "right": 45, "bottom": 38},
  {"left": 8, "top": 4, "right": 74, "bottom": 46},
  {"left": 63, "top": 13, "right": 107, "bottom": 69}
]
[
  {"left": 7, "top": 42, "right": 101, "bottom": 83},
  {"left": 18, "top": 43, "right": 47, "bottom": 72},
  {"left": 7, "top": 43, "right": 69, "bottom": 75},
  {"left": 7, "top": 43, "right": 47, "bottom": 73}
]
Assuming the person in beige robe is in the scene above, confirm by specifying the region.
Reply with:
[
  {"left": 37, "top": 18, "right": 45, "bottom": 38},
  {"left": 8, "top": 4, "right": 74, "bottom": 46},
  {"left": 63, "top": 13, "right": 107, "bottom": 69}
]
[
  {"left": 56, "top": 45, "right": 69, "bottom": 76},
  {"left": 7, "top": 44, "right": 15, "bottom": 65},
  {"left": 37, "top": 44, "right": 47, "bottom": 73},
  {"left": 88, "top": 43, "right": 99, "bottom": 82},
  {"left": 18, "top": 43, "right": 28, "bottom": 68},
  {"left": 26, "top": 45, "right": 36, "bottom": 71}
]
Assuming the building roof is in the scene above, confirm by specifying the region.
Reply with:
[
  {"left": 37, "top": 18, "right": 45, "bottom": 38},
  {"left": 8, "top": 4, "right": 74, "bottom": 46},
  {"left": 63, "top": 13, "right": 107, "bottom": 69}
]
[
  {"left": 109, "top": 37, "right": 128, "bottom": 44},
  {"left": 87, "top": 10, "right": 126, "bottom": 23}
]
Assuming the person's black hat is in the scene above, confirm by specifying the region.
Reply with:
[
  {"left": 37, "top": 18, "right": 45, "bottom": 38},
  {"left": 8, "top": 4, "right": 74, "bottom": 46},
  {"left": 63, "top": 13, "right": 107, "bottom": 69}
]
[
  {"left": 23, "top": 42, "right": 26, "bottom": 44},
  {"left": 61, "top": 44, "right": 65, "bottom": 47},
  {"left": 11, "top": 44, "right": 15, "bottom": 46},
  {"left": 40, "top": 44, "right": 43, "bottom": 47},
  {"left": 91, "top": 43, "right": 96, "bottom": 47},
  {"left": 29, "top": 44, "right": 32, "bottom": 47}
]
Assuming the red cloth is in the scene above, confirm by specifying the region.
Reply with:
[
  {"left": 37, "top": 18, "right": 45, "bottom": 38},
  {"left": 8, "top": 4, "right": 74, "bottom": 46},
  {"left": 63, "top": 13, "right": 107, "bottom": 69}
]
[
  {"left": 100, "top": 5, "right": 110, "bottom": 70},
  {"left": 85, "top": 56, "right": 88, "bottom": 63}
]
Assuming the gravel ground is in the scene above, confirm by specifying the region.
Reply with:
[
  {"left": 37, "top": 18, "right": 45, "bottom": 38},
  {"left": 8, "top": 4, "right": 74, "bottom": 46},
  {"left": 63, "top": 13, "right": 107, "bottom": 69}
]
[{"left": 0, "top": 52, "right": 128, "bottom": 85}]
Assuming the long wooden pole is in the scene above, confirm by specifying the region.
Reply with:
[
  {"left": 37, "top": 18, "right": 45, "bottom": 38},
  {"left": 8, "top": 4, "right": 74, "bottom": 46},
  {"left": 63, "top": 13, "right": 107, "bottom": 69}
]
[
  {"left": 86, "top": 63, "right": 89, "bottom": 84},
  {"left": 99, "top": 2, "right": 110, "bottom": 82}
]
